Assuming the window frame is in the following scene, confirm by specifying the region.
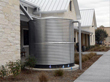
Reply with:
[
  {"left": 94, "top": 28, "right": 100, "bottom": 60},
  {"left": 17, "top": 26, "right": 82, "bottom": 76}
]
[
  {"left": 91, "top": 35, "right": 92, "bottom": 43},
  {"left": 69, "top": 1, "right": 72, "bottom": 11}
]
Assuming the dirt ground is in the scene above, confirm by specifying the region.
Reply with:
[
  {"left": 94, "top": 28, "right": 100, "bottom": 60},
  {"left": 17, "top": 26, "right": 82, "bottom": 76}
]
[{"left": 0, "top": 55, "right": 101, "bottom": 82}]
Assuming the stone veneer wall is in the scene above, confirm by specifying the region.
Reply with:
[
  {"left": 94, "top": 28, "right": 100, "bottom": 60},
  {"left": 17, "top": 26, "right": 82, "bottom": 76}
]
[{"left": 0, "top": 0, "right": 20, "bottom": 66}]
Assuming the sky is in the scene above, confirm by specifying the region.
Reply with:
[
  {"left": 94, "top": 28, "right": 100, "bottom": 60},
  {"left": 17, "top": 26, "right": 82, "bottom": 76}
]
[{"left": 77, "top": 0, "right": 110, "bottom": 27}]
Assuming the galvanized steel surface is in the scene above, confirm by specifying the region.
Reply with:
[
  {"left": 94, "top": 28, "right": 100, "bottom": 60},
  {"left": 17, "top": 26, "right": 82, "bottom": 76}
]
[
  {"left": 24, "top": 0, "right": 70, "bottom": 12},
  {"left": 80, "top": 9, "right": 95, "bottom": 27},
  {"left": 29, "top": 18, "right": 74, "bottom": 65}
]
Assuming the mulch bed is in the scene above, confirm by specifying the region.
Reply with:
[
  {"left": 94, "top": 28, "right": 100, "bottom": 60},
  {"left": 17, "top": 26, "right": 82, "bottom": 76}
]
[
  {"left": 0, "top": 55, "right": 101, "bottom": 82},
  {"left": 87, "top": 47, "right": 110, "bottom": 52}
]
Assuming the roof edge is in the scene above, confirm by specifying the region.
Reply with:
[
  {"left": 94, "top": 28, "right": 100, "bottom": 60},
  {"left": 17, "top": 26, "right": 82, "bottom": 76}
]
[
  {"left": 81, "top": 26, "right": 91, "bottom": 27},
  {"left": 74, "top": 28, "right": 93, "bottom": 34},
  {"left": 20, "top": 0, "right": 39, "bottom": 8},
  {"left": 33, "top": 10, "right": 67, "bottom": 14},
  {"left": 80, "top": 9, "right": 97, "bottom": 27},
  {"left": 73, "top": 0, "right": 81, "bottom": 20},
  {"left": 93, "top": 10, "right": 97, "bottom": 27},
  {"left": 80, "top": 9, "right": 95, "bottom": 11}
]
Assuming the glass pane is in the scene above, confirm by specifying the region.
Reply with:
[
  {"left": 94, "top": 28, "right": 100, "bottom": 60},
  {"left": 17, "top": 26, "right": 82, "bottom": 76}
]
[{"left": 23, "top": 30, "right": 29, "bottom": 45}]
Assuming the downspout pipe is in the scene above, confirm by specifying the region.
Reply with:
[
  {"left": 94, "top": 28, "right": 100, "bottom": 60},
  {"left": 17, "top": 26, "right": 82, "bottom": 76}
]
[
  {"left": 72, "top": 21, "right": 82, "bottom": 70},
  {"left": 20, "top": 3, "right": 33, "bottom": 20}
]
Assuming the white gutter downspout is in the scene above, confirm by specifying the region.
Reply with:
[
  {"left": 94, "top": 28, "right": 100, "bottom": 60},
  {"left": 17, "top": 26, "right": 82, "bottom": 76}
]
[
  {"left": 33, "top": 8, "right": 42, "bottom": 18},
  {"left": 72, "top": 21, "right": 82, "bottom": 70},
  {"left": 39, "top": 9, "right": 41, "bottom": 17}
]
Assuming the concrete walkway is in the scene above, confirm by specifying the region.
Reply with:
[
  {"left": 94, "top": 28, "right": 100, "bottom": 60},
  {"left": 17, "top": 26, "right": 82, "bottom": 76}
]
[{"left": 74, "top": 50, "right": 110, "bottom": 82}]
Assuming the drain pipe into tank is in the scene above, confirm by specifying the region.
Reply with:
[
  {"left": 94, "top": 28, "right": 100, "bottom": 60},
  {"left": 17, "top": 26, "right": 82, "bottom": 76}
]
[{"left": 72, "top": 21, "right": 82, "bottom": 70}]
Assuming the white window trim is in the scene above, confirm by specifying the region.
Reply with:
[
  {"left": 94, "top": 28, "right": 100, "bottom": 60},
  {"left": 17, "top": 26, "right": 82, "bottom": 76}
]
[
  {"left": 91, "top": 35, "right": 92, "bottom": 43},
  {"left": 22, "top": 28, "right": 29, "bottom": 47}
]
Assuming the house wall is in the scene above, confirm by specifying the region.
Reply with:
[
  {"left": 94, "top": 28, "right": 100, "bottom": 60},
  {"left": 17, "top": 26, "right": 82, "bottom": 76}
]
[
  {"left": 91, "top": 21, "right": 96, "bottom": 45},
  {"left": 100, "top": 27, "right": 110, "bottom": 46},
  {"left": 104, "top": 28, "right": 110, "bottom": 46},
  {"left": 74, "top": 31, "right": 78, "bottom": 43},
  {"left": 102, "top": 27, "right": 110, "bottom": 36},
  {"left": 104, "top": 36, "right": 110, "bottom": 47},
  {"left": 41, "top": 0, "right": 77, "bottom": 20},
  {"left": 0, "top": 0, "right": 20, "bottom": 66},
  {"left": 81, "top": 20, "right": 96, "bottom": 46}
]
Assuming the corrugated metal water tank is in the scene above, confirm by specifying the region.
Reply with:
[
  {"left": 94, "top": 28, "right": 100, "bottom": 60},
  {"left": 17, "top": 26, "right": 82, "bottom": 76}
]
[{"left": 29, "top": 18, "right": 74, "bottom": 68}]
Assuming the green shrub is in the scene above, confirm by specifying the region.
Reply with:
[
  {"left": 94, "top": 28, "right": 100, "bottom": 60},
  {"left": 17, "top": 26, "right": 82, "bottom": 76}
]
[
  {"left": 54, "top": 69, "right": 64, "bottom": 77},
  {"left": 25, "top": 56, "right": 36, "bottom": 67},
  {"left": 39, "top": 73, "right": 48, "bottom": 82},
  {"left": 0, "top": 65, "right": 7, "bottom": 78},
  {"left": 7, "top": 60, "right": 21, "bottom": 77}
]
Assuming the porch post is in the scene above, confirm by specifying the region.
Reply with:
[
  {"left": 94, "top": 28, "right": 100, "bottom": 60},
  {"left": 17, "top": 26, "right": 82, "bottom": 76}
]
[{"left": 88, "top": 35, "right": 90, "bottom": 47}]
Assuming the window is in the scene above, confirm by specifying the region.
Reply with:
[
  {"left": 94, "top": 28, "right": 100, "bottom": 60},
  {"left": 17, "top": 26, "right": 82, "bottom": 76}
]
[
  {"left": 23, "top": 29, "right": 29, "bottom": 46},
  {"left": 69, "top": 1, "right": 72, "bottom": 11},
  {"left": 93, "top": 35, "right": 94, "bottom": 42},
  {"left": 91, "top": 35, "right": 92, "bottom": 43},
  {"left": 74, "top": 38, "right": 76, "bottom": 42}
]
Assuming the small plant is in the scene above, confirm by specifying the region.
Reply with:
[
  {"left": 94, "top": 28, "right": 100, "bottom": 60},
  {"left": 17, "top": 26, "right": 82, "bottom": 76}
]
[
  {"left": 75, "top": 53, "right": 96, "bottom": 64},
  {"left": 85, "top": 54, "right": 91, "bottom": 59},
  {"left": 7, "top": 60, "right": 21, "bottom": 77},
  {"left": 75, "top": 57, "right": 79, "bottom": 64},
  {"left": 54, "top": 69, "right": 64, "bottom": 77},
  {"left": 82, "top": 55, "right": 88, "bottom": 62},
  {"left": 39, "top": 73, "right": 48, "bottom": 82},
  {"left": 25, "top": 56, "right": 36, "bottom": 67},
  {"left": 0, "top": 65, "right": 7, "bottom": 78}
]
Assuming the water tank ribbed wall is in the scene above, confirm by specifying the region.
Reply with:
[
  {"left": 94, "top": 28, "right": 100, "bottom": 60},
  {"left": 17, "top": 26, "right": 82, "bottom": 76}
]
[{"left": 29, "top": 18, "right": 74, "bottom": 66}]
